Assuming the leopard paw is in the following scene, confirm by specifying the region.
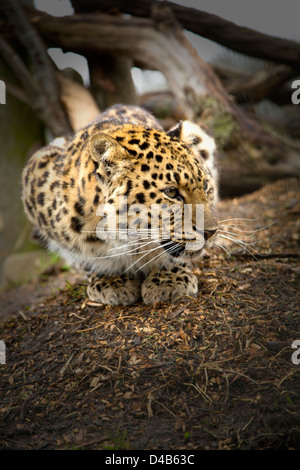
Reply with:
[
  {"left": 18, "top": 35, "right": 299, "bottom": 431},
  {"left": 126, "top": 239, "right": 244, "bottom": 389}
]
[
  {"left": 87, "top": 274, "right": 141, "bottom": 306},
  {"left": 141, "top": 265, "right": 198, "bottom": 305}
]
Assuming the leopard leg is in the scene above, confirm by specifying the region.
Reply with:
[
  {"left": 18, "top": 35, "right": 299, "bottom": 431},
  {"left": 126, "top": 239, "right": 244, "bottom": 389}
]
[
  {"left": 87, "top": 273, "right": 141, "bottom": 306},
  {"left": 141, "top": 265, "right": 198, "bottom": 305}
]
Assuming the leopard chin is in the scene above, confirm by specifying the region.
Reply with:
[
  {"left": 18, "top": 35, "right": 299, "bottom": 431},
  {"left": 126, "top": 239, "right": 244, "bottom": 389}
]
[{"left": 160, "top": 239, "right": 206, "bottom": 259}]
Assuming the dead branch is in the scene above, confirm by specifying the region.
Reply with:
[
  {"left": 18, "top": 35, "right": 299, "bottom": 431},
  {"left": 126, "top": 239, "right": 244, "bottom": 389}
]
[
  {"left": 57, "top": 72, "right": 100, "bottom": 132},
  {"left": 72, "top": 0, "right": 300, "bottom": 69},
  {"left": 3, "top": 0, "right": 57, "bottom": 97},
  {"left": 87, "top": 53, "right": 138, "bottom": 109},
  {"left": 0, "top": 76, "right": 30, "bottom": 105},
  {"left": 213, "top": 64, "right": 295, "bottom": 104},
  {"left": 1, "top": 0, "right": 71, "bottom": 136},
  {"left": 226, "top": 65, "right": 295, "bottom": 104},
  {"left": 0, "top": 35, "right": 37, "bottom": 99}
]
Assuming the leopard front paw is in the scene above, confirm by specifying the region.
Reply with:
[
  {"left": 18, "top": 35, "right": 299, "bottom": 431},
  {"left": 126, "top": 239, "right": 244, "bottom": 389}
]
[
  {"left": 87, "top": 274, "right": 141, "bottom": 306},
  {"left": 141, "top": 266, "right": 198, "bottom": 305}
]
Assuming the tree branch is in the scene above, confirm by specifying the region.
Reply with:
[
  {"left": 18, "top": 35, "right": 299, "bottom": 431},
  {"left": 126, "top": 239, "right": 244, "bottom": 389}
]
[
  {"left": 2, "top": 0, "right": 57, "bottom": 96},
  {"left": 72, "top": 0, "right": 300, "bottom": 69},
  {"left": 57, "top": 72, "right": 100, "bottom": 131},
  {"left": 1, "top": 3, "right": 299, "bottom": 195},
  {"left": 0, "top": 35, "right": 37, "bottom": 99},
  {"left": 1, "top": 0, "right": 71, "bottom": 136},
  {"left": 225, "top": 64, "right": 295, "bottom": 104},
  {"left": 24, "top": 8, "right": 291, "bottom": 148},
  {"left": 0, "top": 75, "right": 30, "bottom": 104}
]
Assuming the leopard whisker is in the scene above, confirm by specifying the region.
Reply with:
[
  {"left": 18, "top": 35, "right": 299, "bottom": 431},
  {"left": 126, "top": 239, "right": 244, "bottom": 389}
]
[
  {"left": 213, "top": 239, "right": 232, "bottom": 255},
  {"left": 84, "top": 228, "right": 166, "bottom": 234},
  {"left": 123, "top": 241, "right": 174, "bottom": 274},
  {"left": 217, "top": 233, "right": 261, "bottom": 262},
  {"left": 135, "top": 244, "right": 172, "bottom": 273},
  {"left": 218, "top": 225, "right": 260, "bottom": 236},
  {"left": 217, "top": 230, "right": 257, "bottom": 246},
  {"left": 218, "top": 220, "right": 275, "bottom": 235},
  {"left": 106, "top": 234, "right": 172, "bottom": 255},
  {"left": 92, "top": 229, "right": 171, "bottom": 243},
  {"left": 89, "top": 239, "right": 163, "bottom": 260},
  {"left": 217, "top": 232, "right": 256, "bottom": 248},
  {"left": 218, "top": 217, "right": 260, "bottom": 225},
  {"left": 107, "top": 238, "right": 161, "bottom": 253}
]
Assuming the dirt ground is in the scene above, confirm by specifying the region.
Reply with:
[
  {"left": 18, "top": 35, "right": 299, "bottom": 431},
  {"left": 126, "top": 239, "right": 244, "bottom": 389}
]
[{"left": 0, "top": 178, "right": 299, "bottom": 450}]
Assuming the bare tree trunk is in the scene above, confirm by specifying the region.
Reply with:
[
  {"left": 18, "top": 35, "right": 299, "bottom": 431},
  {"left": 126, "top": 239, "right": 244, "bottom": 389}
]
[
  {"left": 0, "top": 0, "right": 71, "bottom": 136},
  {"left": 72, "top": 1, "right": 138, "bottom": 110},
  {"left": 87, "top": 53, "right": 137, "bottom": 109}
]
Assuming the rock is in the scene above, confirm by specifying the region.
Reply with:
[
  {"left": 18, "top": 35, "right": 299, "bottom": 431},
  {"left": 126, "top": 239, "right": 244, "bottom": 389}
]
[{"left": 0, "top": 250, "right": 53, "bottom": 291}]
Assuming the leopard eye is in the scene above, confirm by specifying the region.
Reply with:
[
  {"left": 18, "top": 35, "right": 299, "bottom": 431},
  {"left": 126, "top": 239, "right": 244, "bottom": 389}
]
[
  {"left": 203, "top": 180, "right": 208, "bottom": 191},
  {"left": 164, "top": 187, "right": 180, "bottom": 199}
]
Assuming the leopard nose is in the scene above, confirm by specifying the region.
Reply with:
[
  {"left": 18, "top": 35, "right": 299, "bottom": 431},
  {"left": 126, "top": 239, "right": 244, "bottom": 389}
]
[{"left": 204, "top": 228, "right": 217, "bottom": 240}]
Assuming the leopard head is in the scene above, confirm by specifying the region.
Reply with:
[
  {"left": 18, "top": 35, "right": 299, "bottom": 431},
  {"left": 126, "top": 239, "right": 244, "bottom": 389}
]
[{"left": 89, "top": 120, "right": 218, "bottom": 269}]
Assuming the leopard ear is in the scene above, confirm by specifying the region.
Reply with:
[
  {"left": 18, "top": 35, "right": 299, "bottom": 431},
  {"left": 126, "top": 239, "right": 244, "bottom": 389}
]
[
  {"left": 167, "top": 121, "right": 183, "bottom": 140},
  {"left": 89, "top": 132, "right": 128, "bottom": 162},
  {"left": 178, "top": 120, "right": 218, "bottom": 181},
  {"left": 178, "top": 121, "right": 215, "bottom": 153}
]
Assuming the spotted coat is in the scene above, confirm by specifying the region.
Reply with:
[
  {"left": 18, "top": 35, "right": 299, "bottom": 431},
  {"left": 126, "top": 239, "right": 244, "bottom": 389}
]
[{"left": 22, "top": 105, "right": 219, "bottom": 305}]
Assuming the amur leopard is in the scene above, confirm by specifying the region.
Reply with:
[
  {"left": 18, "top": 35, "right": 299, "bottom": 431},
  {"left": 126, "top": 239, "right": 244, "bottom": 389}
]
[{"left": 22, "top": 105, "right": 219, "bottom": 305}]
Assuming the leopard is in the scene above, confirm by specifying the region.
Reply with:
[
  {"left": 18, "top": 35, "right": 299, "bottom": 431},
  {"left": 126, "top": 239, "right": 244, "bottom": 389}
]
[{"left": 22, "top": 104, "right": 219, "bottom": 305}]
